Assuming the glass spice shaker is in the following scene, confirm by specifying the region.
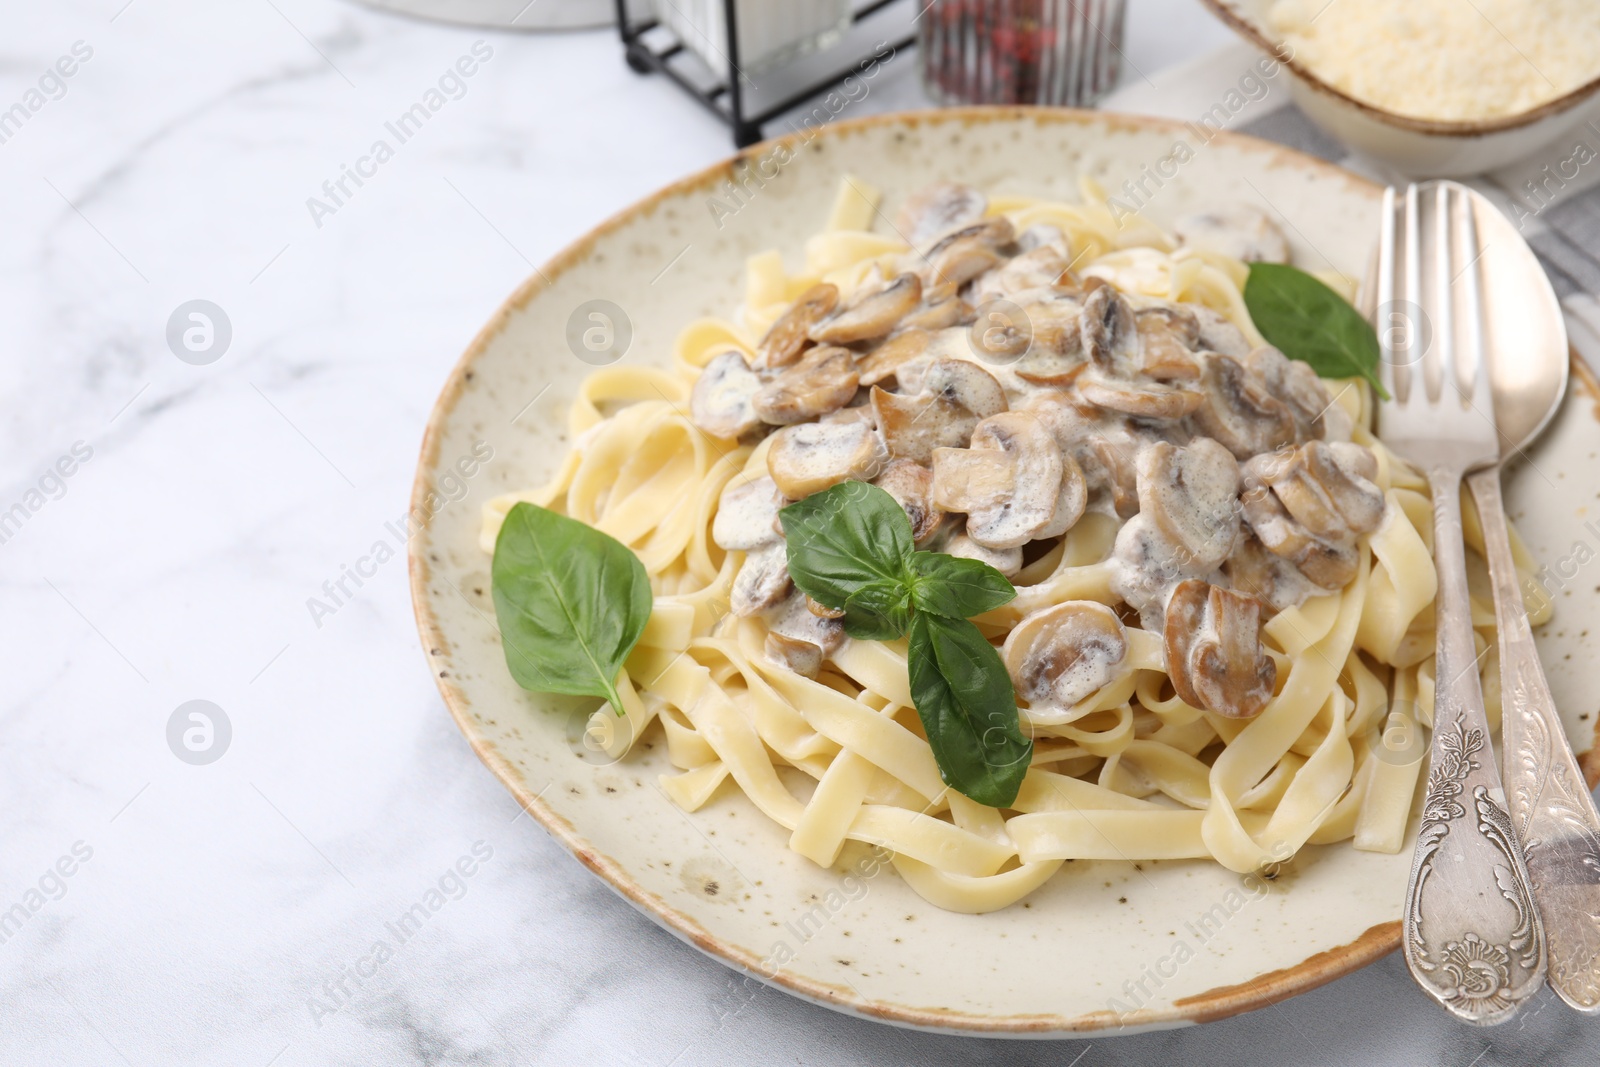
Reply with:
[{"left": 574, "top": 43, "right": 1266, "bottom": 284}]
[{"left": 918, "top": 0, "right": 1129, "bottom": 108}]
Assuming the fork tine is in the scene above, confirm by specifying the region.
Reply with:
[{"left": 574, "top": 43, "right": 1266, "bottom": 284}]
[
  {"left": 1452, "top": 185, "right": 1495, "bottom": 415},
  {"left": 1376, "top": 186, "right": 1400, "bottom": 401},
  {"left": 1408, "top": 183, "right": 1437, "bottom": 402}
]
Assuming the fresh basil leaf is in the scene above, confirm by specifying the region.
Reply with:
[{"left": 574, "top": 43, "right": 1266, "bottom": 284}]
[
  {"left": 907, "top": 613, "right": 1032, "bottom": 808},
  {"left": 491, "top": 502, "right": 652, "bottom": 711},
  {"left": 908, "top": 553, "right": 1016, "bottom": 619},
  {"left": 779, "top": 481, "right": 914, "bottom": 610},
  {"left": 841, "top": 580, "right": 912, "bottom": 641},
  {"left": 1243, "top": 262, "right": 1390, "bottom": 400}
]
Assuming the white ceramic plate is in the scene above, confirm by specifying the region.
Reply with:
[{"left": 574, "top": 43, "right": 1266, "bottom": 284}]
[{"left": 409, "top": 108, "right": 1600, "bottom": 1037}]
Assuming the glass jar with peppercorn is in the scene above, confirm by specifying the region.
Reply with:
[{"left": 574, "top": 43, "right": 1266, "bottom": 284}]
[{"left": 919, "top": 0, "right": 1128, "bottom": 108}]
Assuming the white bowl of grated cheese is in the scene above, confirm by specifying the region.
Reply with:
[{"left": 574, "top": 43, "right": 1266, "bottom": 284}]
[{"left": 1202, "top": 0, "right": 1600, "bottom": 176}]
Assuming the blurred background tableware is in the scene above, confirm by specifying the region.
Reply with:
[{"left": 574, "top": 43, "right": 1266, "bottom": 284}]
[
  {"left": 1198, "top": 0, "right": 1600, "bottom": 176},
  {"left": 351, "top": 0, "right": 640, "bottom": 30},
  {"left": 918, "top": 0, "right": 1128, "bottom": 107}
]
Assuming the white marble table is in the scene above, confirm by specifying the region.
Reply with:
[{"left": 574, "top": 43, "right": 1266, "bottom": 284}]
[{"left": 2, "top": 2, "right": 1596, "bottom": 1063}]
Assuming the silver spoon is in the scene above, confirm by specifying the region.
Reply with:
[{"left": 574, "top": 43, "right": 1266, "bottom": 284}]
[{"left": 1460, "top": 188, "right": 1600, "bottom": 1014}]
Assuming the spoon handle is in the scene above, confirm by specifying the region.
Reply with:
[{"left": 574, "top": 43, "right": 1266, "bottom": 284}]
[
  {"left": 1403, "top": 462, "right": 1546, "bottom": 1025},
  {"left": 1469, "top": 464, "right": 1600, "bottom": 1013}
]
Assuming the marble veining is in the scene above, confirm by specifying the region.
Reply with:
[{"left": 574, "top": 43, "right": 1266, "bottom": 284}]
[{"left": 3, "top": 0, "right": 1598, "bottom": 1064}]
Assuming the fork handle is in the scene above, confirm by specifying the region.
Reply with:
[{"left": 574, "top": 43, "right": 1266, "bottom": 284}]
[
  {"left": 1403, "top": 462, "right": 1546, "bottom": 1025},
  {"left": 1468, "top": 465, "right": 1600, "bottom": 1013}
]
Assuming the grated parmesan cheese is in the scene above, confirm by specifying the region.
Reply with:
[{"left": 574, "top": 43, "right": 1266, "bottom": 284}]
[{"left": 1268, "top": 0, "right": 1600, "bottom": 121}]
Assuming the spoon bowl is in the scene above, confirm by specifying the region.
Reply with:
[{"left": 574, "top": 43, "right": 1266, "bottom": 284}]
[{"left": 1469, "top": 193, "right": 1569, "bottom": 454}]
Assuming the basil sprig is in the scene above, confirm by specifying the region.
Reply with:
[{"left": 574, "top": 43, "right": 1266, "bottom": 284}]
[
  {"left": 491, "top": 502, "right": 652, "bottom": 712},
  {"left": 780, "top": 482, "right": 1031, "bottom": 808},
  {"left": 1243, "top": 261, "right": 1389, "bottom": 399}
]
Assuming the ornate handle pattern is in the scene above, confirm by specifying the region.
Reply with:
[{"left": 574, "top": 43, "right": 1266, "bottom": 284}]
[
  {"left": 1469, "top": 465, "right": 1600, "bottom": 1014},
  {"left": 1403, "top": 463, "right": 1547, "bottom": 1025}
]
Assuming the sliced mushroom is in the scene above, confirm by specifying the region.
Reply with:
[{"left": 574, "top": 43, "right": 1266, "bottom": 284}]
[
  {"left": 766, "top": 419, "right": 889, "bottom": 499},
  {"left": 730, "top": 542, "right": 792, "bottom": 616},
  {"left": 1021, "top": 391, "right": 1140, "bottom": 520},
  {"left": 711, "top": 475, "right": 784, "bottom": 551},
  {"left": 765, "top": 631, "right": 823, "bottom": 679},
  {"left": 1174, "top": 205, "right": 1289, "bottom": 264},
  {"left": 756, "top": 283, "right": 838, "bottom": 370},
  {"left": 975, "top": 245, "right": 1072, "bottom": 302},
  {"left": 920, "top": 217, "right": 1016, "bottom": 289},
  {"left": 1190, "top": 352, "right": 1295, "bottom": 459},
  {"left": 858, "top": 328, "right": 931, "bottom": 386},
  {"left": 1137, "top": 438, "right": 1241, "bottom": 575},
  {"left": 806, "top": 595, "right": 845, "bottom": 619},
  {"left": 809, "top": 273, "right": 922, "bottom": 345},
  {"left": 896, "top": 182, "right": 987, "bottom": 246},
  {"left": 1246, "top": 345, "right": 1332, "bottom": 442},
  {"left": 1192, "top": 306, "right": 1251, "bottom": 358},
  {"left": 871, "top": 358, "right": 1007, "bottom": 464},
  {"left": 1239, "top": 440, "right": 1383, "bottom": 589},
  {"left": 873, "top": 458, "right": 942, "bottom": 543},
  {"left": 1080, "top": 281, "right": 1139, "bottom": 373},
  {"left": 1222, "top": 529, "right": 1314, "bottom": 617},
  {"left": 1015, "top": 294, "right": 1083, "bottom": 363},
  {"left": 690, "top": 350, "right": 763, "bottom": 439},
  {"left": 901, "top": 292, "right": 976, "bottom": 332},
  {"left": 944, "top": 530, "right": 1022, "bottom": 578},
  {"left": 1076, "top": 372, "right": 1203, "bottom": 420},
  {"left": 1015, "top": 222, "right": 1066, "bottom": 253},
  {"left": 931, "top": 412, "right": 1085, "bottom": 549},
  {"left": 752, "top": 345, "right": 859, "bottom": 424},
  {"left": 1163, "top": 579, "right": 1276, "bottom": 718},
  {"left": 765, "top": 588, "right": 844, "bottom": 655},
  {"left": 1002, "top": 601, "right": 1129, "bottom": 712},
  {"left": 1135, "top": 305, "right": 1201, "bottom": 382}
]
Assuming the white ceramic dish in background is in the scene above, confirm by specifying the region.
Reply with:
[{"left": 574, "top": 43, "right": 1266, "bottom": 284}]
[
  {"left": 409, "top": 108, "right": 1600, "bottom": 1036},
  {"left": 1200, "top": 0, "right": 1600, "bottom": 177}
]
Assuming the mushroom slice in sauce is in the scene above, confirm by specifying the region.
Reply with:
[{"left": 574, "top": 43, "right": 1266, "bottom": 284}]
[
  {"left": 1080, "top": 281, "right": 1140, "bottom": 373},
  {"left": 1163, "top": 579, "right": 1276, "bottom": 718},
  {"left": 1173, "top": 205, "right": 1289, "bottom": 264},
  {"left": 765, "top": 631, "right": 823, "bottom": 679},
  {"left": 1190, "top": 352, "right": 1295, "bottom": 459},
  {"left": 974, "top": 245, "right": 1072, "bottom": 302},
  {"left": 766, "top": 419, "right": 889, "bottom": 499},
  {"left": 873, "top": 458, "right": 942, "bottom": 544},
  {"left": 1239, "top": 440, "right": 1383, "bottom": 590},
  {"left": 895, "top": 182, "right": 988, "bottom": 246},
  {"left": 752, "top": 344, "right": 859, "bottom": 424},
  {"left": 1192, "top": 306, "right": 1251, "bottom": 358},
  {"left": 730, "top": 542, "right": 792, "bottom": 616},
  {"left": 1003, "top": 601, "right": 1129, "bottom": 713},
  {"left": 902, "top": 292, "right": 976, "bottom": 332},
  {"left": 1135, "top": 305, "right": 1201, "bottom": 382},
  {"left": 944, "top": 530, "right": 1022, "bottom": 578},
  {"left": 1137, "top": 438, "right": 1242, "bottom": 574},
  {"left": 1076, "top": 373, "right": 1203, "bottom": 420},
  {"left": 1222, "top": 530, "right": 1313, "bottom": 617},
  {"left": 809, "top": 273, "right": 922, "bottom": 345},
  {"left": 765, "top": 588, "right": 844, "bottom": 655},
  {"left": 756, "top": 283, "right": 838, "bottom": 370},
  {"left": 1246, "top": 346, "right": 1334, "bottom": 442},
  {"left": 711, "top": 475, "right": 784, "bottom": 551},
  {"left": 690, "top": 350, "right": 763, "bottom": 439},
  {"left": 931, "top": 412, "right": 1084, "bottom": 549},
  {"left": 858, "top": 328, "right": 931, "bottom": 386},
  {"left": 871, "top": 358, "right": 1008, "bottom": 465}
]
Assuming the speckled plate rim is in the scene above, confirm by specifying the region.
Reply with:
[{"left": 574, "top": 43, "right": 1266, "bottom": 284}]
[{"left": 408, "top": 106, "right": 1600, "bottom": 1037}]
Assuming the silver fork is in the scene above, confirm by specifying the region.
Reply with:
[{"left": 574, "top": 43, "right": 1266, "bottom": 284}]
[{"left": 1376, "top": 181, "right": 1547, "bottom": 1025}]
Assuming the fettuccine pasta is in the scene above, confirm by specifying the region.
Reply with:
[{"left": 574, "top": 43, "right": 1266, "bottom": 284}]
[{"left": 482, "top": 177, "right": 1547, "bottom": 913}]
